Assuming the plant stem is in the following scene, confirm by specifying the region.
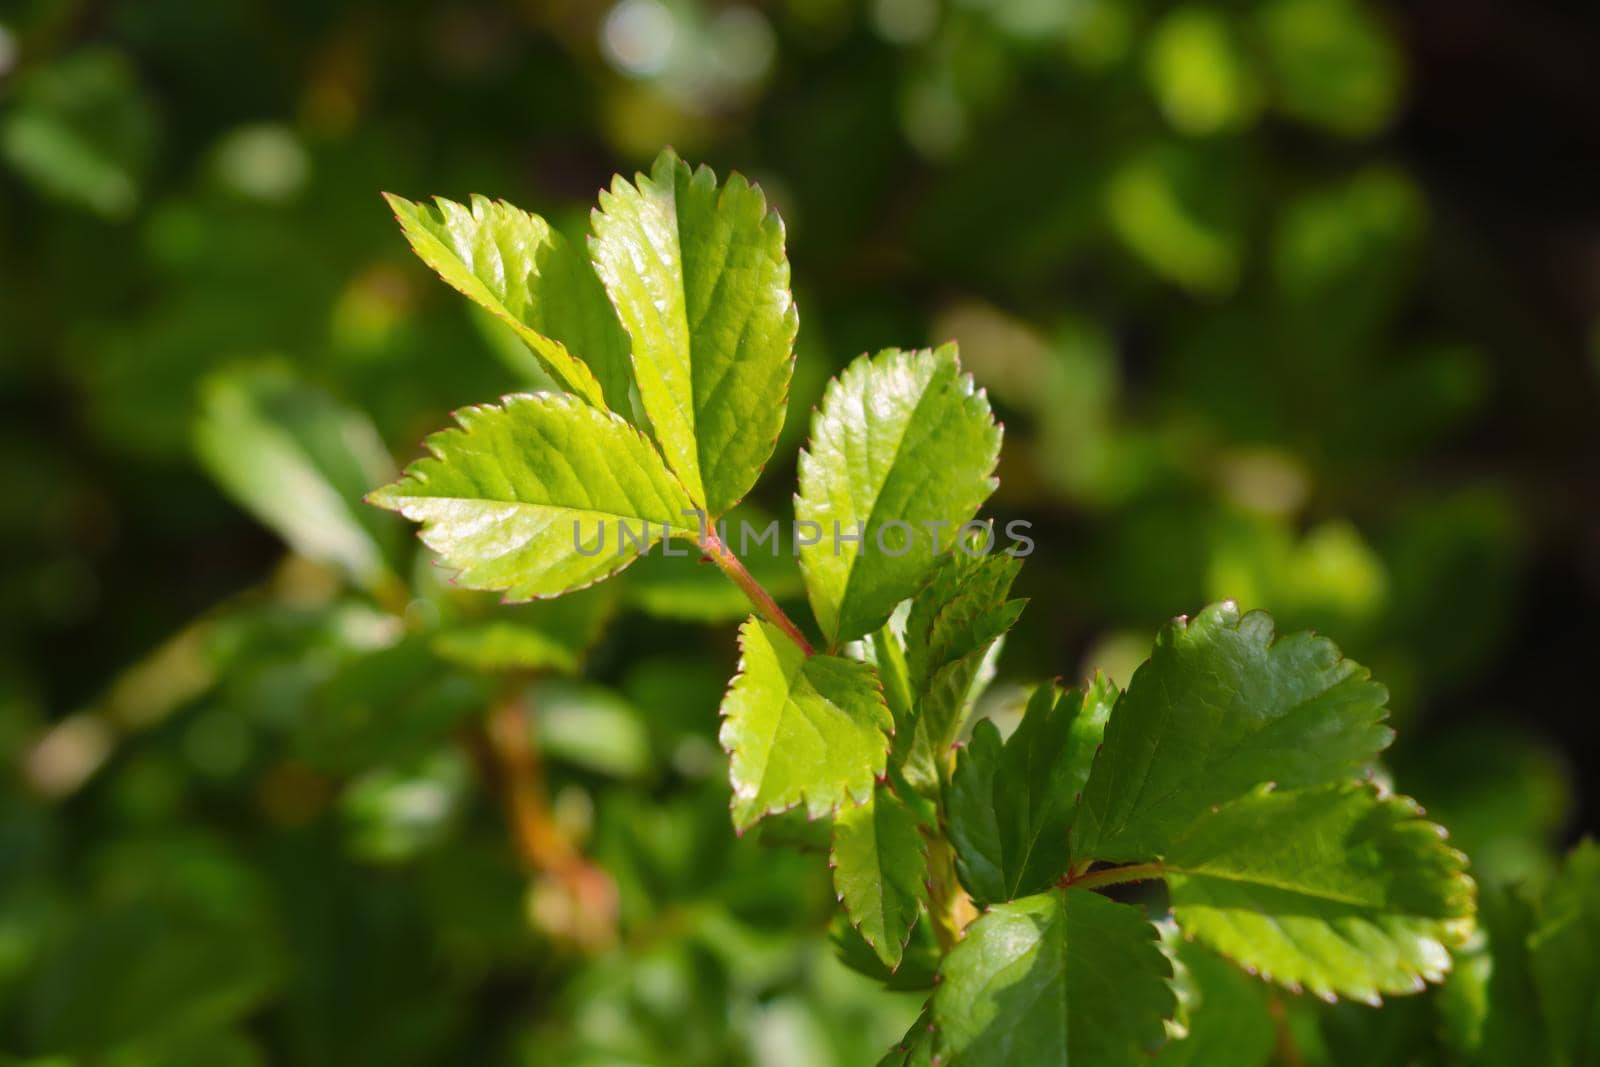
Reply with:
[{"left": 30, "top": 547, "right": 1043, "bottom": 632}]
[
  {"left": 478, "top": 682, "right": 617, "bottom": 949},
  {"left": 1060, "top": 862, "right": 1166, "bottom": 892},
  {"left": 926, "top": 834, "right": 977, "bottom": 951},
  {"left": 699, "top": 530, "right": 814, "bottom": 656}
]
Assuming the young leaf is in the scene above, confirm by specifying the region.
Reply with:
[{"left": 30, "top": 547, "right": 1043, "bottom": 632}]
[
  {"left": 1152, "top": 937, "right": 1275, "bottom": 1067},
  {"left": 1529, "top": 840, "right": 1600, "bottom": 1066},
  {"left": 796, "top": 345, "right": 1003, "bottom": 646},
  {"left": 831, "top": 785, "right": 929, "bottom": 969},
  {"left": 718, "top": 617, "right": 893, "bottom": 830},
  {"left": 900, "top": 549, "right": 1026, "bottom": 784},
  {"left": 933, "top": 888, "right": 1175, "bottom": 1066},
  {"left": 367, "top": 393, "right": 698, "bottom": 599},
  {"left": 385, "top": 193, "right": 631, "bottom": 412},
  {"left": 1073, "top": 601, "right": 1393, "bottom": 863},
  {"left": 868, "top": 622, "right": 916, "bottom": 734},
  {"left": 1164, "top": 782, "right": 1475, "bottom": 1004},
  {"left": 590, "top": 148, "right": 797, "bottom": 516},
  {"left": 946, "top": 677, "right": 1114, "bottom": 905}
]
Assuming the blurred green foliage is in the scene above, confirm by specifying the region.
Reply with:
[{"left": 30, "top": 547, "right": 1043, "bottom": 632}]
[{"left": 0, "top": 0, "right": 1594, "bottom": 1064}]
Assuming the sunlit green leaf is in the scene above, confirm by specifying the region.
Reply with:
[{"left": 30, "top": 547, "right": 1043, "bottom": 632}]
[
  {"left": 368, "top": 393, "right": 698, "bottom": 600},
  {"left": 385, "top": 193, "right": 630, "bottom": 411},
  {"left": 718, "top": 617, "right": 893, "bottom": 830},
  {"left": 796, "top": 345, "right": 1002, "bottom": 646},
  {"left": 590, "top": 148, "right": 798, "bottom": 515},
  {"left": 1165, "top": 782, "right": 1475, "bottom": 1003}
]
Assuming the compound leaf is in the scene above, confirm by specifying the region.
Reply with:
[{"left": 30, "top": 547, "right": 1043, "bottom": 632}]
[
  {"left": 947, "top": 677, "right": 1114, "bottom": 905},
  {"left": 831, "top": 785, "right": 929, "bottom": 969},
  {"left": 1164, "top": 782, "right": 1475, "bottom": 1004},
  {"left": 385, "top": 193, "right": 630, "bottom": 412},
  {"left": 367, "top": 393, "right": 698, "bottom": 600},
  {"left": 719, "top": 617, "right": 892, "bottom": 830},
  {"left": 590, "top": 148, "right": 797, "bottom": 516},
  {"left": 934, "top": 888, "right": 1175, "bottom": 1066},
  {"left": 1073, "top": 601, "right": 1393, "bottom": 863},
  {"left": 796, "top": 345, "right": 1002, "bottom": 646}
]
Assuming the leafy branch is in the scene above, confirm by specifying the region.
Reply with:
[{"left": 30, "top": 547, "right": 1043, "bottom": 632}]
[{"left": 371, "top": 149, "right": 1481, "bottom": 1066}]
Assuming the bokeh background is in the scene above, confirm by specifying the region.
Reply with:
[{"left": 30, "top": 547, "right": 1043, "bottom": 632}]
[{"left": 2, "top": 0, "right": 1598, "bottom": 1064}]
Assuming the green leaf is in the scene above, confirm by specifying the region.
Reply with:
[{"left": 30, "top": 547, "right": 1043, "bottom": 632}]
[
  {"left": 947, "top": 677, "right": 1113, "bottom": 905},
  {"left": 832, "top": 913, "right": 941, "bottom": 992},
  {"left": 718, "top": 617, "right": 893, "bottom": 830},
  {"left": 196, "top": 365, "right": 399, "bottom": 593},
  {"left": 1439, "top": 885, "right": 1551, "bottom": 1067},
  {"left": 877, "top": 1005, "right": 937, "bottom": 1067},
  {"left": 367, "top": 393, "right": 698, "bottom": 600},
  {"left": 900, "top": 549, "right": 1026, "bottom": 784},
  {"left": 796, "top": 345, "right": 1003, "bottom": 646},
  {"left": 1530, "top": 840, "right": 1600, "bottom": 1066},
  {"left": 590, "top": 148, "right": 797, "bottom": 515},
  {"left": 1152, "top": 938, "right": 1275, "bottom": 1067},
  {"left": 1164, "top": 782, "right": 1475, "bottom": 1004},
  {"left": 868, "top": 621, "right": 916, "bottom": 734},
  {"left": 385, "top": 192, "right": 630, "bottom": 412},
  {"left": 1073, "top": 601, "right": 1393, "bottom": 863},
  {"left": 831, "top": 785, "right": 929, "bottom": 969},
  {"left": 934, "top": 888, "right": 1175, "bottom": 1066}
]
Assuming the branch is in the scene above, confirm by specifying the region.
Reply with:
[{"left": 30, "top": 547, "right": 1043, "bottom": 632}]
[{"left": 477, "top": 683, "right": 617, "bottom": 950}]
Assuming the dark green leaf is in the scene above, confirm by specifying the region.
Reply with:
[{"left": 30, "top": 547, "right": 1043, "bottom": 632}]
[
  {"left": 933, "top": 889, "right": 1175, "bottom": 1066},
  {"left": 947, "top": 677, "right": 1113, "bottom": 904},
  {"left": 1530, "top": 840, "right": 1600, "bottom": 1066},
  {"left": 1074, "top": 601, "right": 1393, "bottom": 863}
]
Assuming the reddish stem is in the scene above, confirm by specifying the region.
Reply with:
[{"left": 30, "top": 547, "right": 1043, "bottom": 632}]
[{"left": 700, "top": 530, "right": 814, "bottom": 656}]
